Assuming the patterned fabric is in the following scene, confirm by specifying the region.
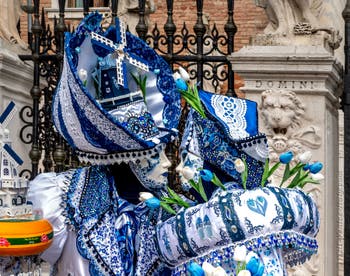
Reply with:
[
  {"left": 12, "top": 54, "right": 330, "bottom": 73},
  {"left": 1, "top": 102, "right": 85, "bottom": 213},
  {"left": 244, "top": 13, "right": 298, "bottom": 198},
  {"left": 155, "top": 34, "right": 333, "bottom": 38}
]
[
  {"left": 156, "top": 186, "right": 319, "bottom": 273},
  {"left": 52, "top": 12, "right": 181, "bottom": 165},
  {"left": 181, "top": 90, "right": 269, "bottom": 189},
  {"left": 64, "top": 166, "right": 159, "bottom": 275}
]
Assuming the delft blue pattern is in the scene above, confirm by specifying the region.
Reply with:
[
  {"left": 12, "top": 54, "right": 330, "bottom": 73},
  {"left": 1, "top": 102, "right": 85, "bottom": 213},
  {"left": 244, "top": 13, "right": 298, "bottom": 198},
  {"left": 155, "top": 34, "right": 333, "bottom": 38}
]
[
  {"left": 171, "top": 230, "right": 318, "bottom": 276},
  {"left": 219, "top": 193, "right": 245, "bottom": 241},
  {"left": 176, "top": 212, "right": 198, "bottom": 257},
  {"left": 52, "top": 12, "right": 180, "bottom": 161},
  {"left": 65, "top": 166, "right": 146, "bottom": 275},
  {"left": 268, "top": 187, "right": 295, "bottom": 230},
  {"left": 296, "top": 189, "right": 315, "bottom": 235},
  {"left": 192, "top": 110, "right": 266, "bottom": 189},
  {"left": 247, "top": 196, "right": 268, "bottom": 216},
  {"left": 199, "top": 90, "right": 259, "bottom": 139}
]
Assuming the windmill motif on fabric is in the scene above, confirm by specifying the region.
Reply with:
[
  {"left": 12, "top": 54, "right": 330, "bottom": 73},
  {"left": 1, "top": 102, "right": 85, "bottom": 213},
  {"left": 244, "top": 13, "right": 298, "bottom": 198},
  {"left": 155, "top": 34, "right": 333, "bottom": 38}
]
[
  {"left": 0, "top": 101, "right": 23, "bottom": 181},
  {"left": 91, "top": 18, "right": 149, "bottom": 108}
]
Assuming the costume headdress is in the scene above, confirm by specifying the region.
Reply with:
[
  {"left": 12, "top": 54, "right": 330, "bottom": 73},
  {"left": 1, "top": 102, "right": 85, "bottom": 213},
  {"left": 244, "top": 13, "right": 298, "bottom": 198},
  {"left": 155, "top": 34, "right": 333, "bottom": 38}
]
[
  {"left": 181, "top": 90, "right": 269, "bottom": 189},
  {"left": 52, "top": 13, "right": 181, "bottom": 165}
]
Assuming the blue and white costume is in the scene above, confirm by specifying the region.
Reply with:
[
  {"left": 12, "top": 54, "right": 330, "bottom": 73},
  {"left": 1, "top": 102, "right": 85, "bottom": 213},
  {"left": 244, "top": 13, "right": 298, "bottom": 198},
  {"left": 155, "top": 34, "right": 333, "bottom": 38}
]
[{"left": 28, "top": 12, "right": 319, "bottom": 276}]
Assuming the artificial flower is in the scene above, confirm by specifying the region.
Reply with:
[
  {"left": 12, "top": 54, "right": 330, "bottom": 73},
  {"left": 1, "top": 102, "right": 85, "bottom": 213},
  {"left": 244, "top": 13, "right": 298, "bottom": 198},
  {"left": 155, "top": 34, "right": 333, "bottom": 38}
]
[
  {"left": 173, "top": 72, "right": 181, "bottom": 80},
  {"left": 78, "top": 68, "right": 88, "bottom": 82},
  {"left": 310, "top": 173, "right": 324, "bottom": 181},
  {"left": 138, "top": 192, "right": 154, "bottom": 202},
  {"left": 179, "top": 66, "right": 190, "bottom": 81},
  {"left": 279, "top": 151, "right": 293, "bottom": 164},
  {"left": 303, "top": 163, "right": 311, "bottom": 171},
  {"left": 246, "top": 252, "right": 264, "bottom": 276},
  {"left": 187, "top": 262, "right": 205, "bottom": 276},
  {"left": 202, "top": 262, "right": 228, "bottom": 276},
  {"left": 211, "top": 266, "right": 228, "bottom": 276},
  {"left": 182, "top": 167, "right": 196, "bottom": 181},
  {"left": 202, "top": 262, "right": 216, "bottom": 275},
  {"left": 237, "top": 270, "right": 251, "bottom": 276},
  {"left": 233, "top": 245, "right": 247, "bottom": 262},
  {"left": 298, "top": 151, "right": 312, "bottom": 164},
  {"left": 145, "top": 197, "right": 160, "bottom": 209},
  {"left": 175, "top": 78, "right": 188, "bottom": 91},
  {"left": 234, "top": 158, "right": 245, "bottom": 173},
  {"left": 200, "top": 169, "right": 214, "bottom": 182},
  {"left": 309, "top": 162, "right": 323, "bottom": 174}
]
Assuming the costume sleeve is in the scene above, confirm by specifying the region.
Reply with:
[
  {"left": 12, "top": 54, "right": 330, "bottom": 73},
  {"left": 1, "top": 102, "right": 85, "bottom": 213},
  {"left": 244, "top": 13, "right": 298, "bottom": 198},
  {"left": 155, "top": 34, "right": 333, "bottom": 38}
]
[{"left": 27, "top": 171, "right": 72, "bottom": 265}]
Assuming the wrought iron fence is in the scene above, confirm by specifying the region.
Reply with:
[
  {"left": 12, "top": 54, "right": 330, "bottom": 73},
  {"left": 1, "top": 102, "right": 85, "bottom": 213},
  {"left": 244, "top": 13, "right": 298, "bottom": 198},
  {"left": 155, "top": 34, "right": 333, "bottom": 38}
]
[{"left": 18, "top": 0, "right": 237, "bottom": 186}]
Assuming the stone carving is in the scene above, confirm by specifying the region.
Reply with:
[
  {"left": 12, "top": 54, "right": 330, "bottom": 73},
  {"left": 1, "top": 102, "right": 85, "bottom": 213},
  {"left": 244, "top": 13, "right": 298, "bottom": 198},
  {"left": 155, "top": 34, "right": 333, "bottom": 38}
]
[
  {"left": 0, "top": 0, "right": 28, "bottom": 50},
  {"left": 101, "top": 0, "right": 155, "bottom": 34},
  {"left": 260, "top": 89, "right": 321, "bottom": 163},
  {"left": 253, "top": 0, "right": 342, "bottom": 50},
  {"left": 255, "top": 0, "right": 321, "bottom": 35},
  {"left": 260, "top": 89, "right": 323, "bottom": 275}
]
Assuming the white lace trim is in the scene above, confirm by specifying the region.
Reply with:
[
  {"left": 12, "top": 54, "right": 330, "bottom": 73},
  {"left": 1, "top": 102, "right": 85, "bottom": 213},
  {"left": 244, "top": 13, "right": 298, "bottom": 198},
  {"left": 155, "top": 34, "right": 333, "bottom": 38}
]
[{"left": 211, "top": 94, "right": 248, "bottom": 139}]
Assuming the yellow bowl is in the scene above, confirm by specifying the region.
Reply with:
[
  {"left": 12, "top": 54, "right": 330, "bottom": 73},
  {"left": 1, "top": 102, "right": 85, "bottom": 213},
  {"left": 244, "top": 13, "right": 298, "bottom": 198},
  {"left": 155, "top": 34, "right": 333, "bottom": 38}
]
[{"left": 0, "top": 219, "right": 53, "bottom": 256}]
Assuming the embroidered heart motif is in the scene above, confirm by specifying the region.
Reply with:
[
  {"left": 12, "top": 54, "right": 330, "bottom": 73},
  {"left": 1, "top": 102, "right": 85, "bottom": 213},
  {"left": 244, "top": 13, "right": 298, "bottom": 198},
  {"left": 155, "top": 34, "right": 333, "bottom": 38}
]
[{"left": 247, "top": 196, "right": 268, "bottom": 216}]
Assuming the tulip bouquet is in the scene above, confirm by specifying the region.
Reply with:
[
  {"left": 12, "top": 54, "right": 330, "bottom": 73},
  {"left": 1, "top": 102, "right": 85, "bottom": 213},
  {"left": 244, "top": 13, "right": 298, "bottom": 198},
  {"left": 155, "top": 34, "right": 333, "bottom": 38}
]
[
  {"left": 260, "top": 151, "right": 324, "bottom": 189},
  {"left": 156, "top": 169, "right": 226, "bottom": 215},
  {"left": 173, "top": 66, "right": 207, "bottom": 118},
  {"left": 186, "top": 245, "right": 265, "bottom": 276}
]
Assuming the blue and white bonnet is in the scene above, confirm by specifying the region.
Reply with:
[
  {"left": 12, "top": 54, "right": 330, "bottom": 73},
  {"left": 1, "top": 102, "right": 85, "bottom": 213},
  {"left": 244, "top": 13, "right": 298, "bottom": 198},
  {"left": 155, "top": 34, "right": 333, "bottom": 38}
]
[
  {"left": 52, "top": 12, "right": 181, "bottom": 165},
  {"left": 181, "top": 90, "right": 269, "bottom": 188}
]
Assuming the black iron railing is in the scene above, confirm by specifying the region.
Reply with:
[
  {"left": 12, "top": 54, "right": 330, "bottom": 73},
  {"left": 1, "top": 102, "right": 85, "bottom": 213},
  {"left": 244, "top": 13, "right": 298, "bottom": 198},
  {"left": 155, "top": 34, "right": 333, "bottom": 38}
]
[{"left": 19, "top": 0, "right": 237, "bottom": 182}]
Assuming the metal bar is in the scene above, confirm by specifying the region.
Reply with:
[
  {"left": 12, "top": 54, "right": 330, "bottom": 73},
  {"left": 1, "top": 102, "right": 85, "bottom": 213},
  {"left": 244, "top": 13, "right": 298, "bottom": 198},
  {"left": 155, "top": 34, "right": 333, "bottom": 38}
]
[
  {"left": 83, "top": 0, "right": 90, "bottom": 16},
  {"left": 136, "top": 0, "right": 147, "bottom": 40},
  {"left": 343, "top": 2, "right": 350, "bottom": 273},
  {"left": 52, "top": 0, "right": 67, "bottom": 172},
  {"left": 164, "top": 0, "right": 176, "bottom": 69},
  {"left": 193, "top": 0, "right": 206, "bottom": 88},
  {"left": 29, "top": 0, "right": 42, "bottom": 179},
  {"left": 224, "top": 0, "right": 237, "bottom": 97}
]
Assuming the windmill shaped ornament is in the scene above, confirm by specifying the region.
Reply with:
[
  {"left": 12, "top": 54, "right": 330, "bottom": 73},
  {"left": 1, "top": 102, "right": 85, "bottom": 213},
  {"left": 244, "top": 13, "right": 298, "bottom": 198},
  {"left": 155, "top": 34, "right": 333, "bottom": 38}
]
[{"left": 91, "top": 18, "right": 149, "bottom": 108}]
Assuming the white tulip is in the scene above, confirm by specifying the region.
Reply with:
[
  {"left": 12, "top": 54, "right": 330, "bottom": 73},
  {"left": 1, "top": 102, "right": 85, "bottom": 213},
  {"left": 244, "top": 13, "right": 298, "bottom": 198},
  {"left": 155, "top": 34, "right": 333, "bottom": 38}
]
[
  {"left": 310, "top": 173, "right": 324, "bottom": 181},
  {"left": 202, "top": 262, "right": 215, "bottom": 275},
  {"left": 234, "top": 158, "right": 245, "bottom": 173},
  {"left": 237, "top": 270, "right": 251, "bottom": 276},
  {"left": 138, "top": 192, "right": 154, "bottom": 202},
  {"left": 173, "top": 72, "right": 181, "bottom": 80},
  {"left": 298, "top": 151, "right": 312, "bottom": 164},
  {"left": 78, "top": 68, "right": 88, "bottom": 82},
  {"left": 211, "top": 266, "right": 228, "bottom": 276},
  {"left": 233, "top": 245, "right": 247, "bottom": 262},
  {"left": 179, "top": 66, "right": 190, "bottom": 81},
  {"left": 245, "top": 251, "right": 259, "bottom": 263},
  {"left": 182, "top": 167, "right": 196, "bottom": 180}
]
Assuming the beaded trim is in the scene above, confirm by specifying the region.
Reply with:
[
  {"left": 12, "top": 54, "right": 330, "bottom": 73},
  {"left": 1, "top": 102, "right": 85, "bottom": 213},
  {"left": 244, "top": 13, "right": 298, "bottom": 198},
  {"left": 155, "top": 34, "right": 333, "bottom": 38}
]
[
  {"left": 171, "top": 230, "right": 318, "bottom": 274},
  {"left": 75, "top": 143, "right": 165, "bottom": 165}
]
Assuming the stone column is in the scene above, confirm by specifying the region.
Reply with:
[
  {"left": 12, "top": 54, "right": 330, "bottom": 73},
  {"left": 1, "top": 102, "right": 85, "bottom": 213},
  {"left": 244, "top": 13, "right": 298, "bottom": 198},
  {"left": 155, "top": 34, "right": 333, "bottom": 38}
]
[
  {"left": 229, "top": 44, "right": 342, "bottom": 276},
  {"left": 0, "top": 39, "right": 33, "bottom": 173}
]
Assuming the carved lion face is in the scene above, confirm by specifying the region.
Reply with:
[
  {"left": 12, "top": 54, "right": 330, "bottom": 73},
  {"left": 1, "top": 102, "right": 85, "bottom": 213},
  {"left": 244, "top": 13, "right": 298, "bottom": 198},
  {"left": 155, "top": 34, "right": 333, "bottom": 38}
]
[{"left": 260, "top": 89, "right": 305, "bottom": 136}]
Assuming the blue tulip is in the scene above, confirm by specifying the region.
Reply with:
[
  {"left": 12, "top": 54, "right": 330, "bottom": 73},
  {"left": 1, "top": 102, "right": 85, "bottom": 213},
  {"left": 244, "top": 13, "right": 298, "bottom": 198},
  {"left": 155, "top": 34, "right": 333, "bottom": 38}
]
[
  {"left": 303, "top": 163, "right": 311, "bottom": 171},
  {"left": 247, "top": 256, "right": 264, "bottom": 276},
  {"left": 175, "top": 78, "right": 188, "bottom": 91},
  {"left": 279, "top": 151, "right": 293, "bottom": 164},
  {"left": 255, "top": 263, "right": 264, "bottom": 276},
  {"left": 309, "top": 162, "right": 323, "bottom": 174},
  {"left": 200, "top": 169, "right": 214, "bottom": 182},
  {"left": 187, "top": 262, "right": 205, "bottom": 276},
  {"left": 145, "top": 197, "right": 160, "bottom": 209},
  {"left": 246, "top": 256, "right": 259, "bottom": 274}
]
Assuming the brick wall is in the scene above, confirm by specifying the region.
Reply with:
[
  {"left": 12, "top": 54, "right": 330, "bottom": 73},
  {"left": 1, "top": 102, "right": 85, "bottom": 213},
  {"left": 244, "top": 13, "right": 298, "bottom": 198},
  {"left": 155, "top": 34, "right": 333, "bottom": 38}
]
[{"left": 19, "top": 0, "right": 268, "bottom": 92}]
